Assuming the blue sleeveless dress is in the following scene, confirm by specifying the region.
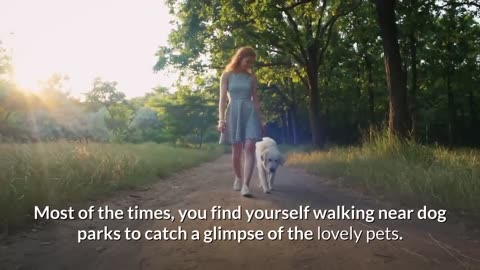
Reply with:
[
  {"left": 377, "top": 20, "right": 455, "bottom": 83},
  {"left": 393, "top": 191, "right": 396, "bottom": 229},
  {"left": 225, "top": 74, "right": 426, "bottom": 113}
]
[{"left": 219, "top": 72, "right": 262, "bottom": 145}]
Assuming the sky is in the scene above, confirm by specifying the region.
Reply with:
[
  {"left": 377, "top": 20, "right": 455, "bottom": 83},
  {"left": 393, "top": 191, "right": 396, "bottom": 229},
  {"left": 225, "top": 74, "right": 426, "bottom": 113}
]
[{"left": 0, "top": 0, "right": 178, "bottom": 99}]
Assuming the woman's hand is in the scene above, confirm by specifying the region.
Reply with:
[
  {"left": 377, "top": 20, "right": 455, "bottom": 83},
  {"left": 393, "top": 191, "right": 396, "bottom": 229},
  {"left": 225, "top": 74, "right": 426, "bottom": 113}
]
[{"left": 217, "top": 120, "right": 226, "bottom": 133}]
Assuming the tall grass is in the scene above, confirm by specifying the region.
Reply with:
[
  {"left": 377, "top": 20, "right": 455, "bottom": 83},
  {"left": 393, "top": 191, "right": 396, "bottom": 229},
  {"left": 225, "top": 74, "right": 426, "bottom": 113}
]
[
  {"left": 287, "top": 131, "right": 480, "bottom": 220},
  {"left": 0, "top": 142, "right": 224, "bottom": 233}
]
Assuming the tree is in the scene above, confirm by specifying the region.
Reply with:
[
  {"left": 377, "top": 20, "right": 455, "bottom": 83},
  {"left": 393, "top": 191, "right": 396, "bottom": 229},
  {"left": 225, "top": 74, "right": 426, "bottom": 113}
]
[
  {"left": 128, "top": 107, "right": 161, "bottom": 142},
  {"left": 85, "top": 78, "right": 126, "bottom": 115},
  {"left": 0, "top": 42, "right": 12, "bottom": 80},
  {"left": 426, "top": 3, "right": 480, "bottom": 145},
  {"left": 146, "top": 82, "right": 216, "bottom": 147},
  {"left": 256, "top": 66, "right": 308, "bottom": 144},
  {"left": 0, "top": 45, "right": 29, "bottom": 140},
  {"left": 85, "top": 78, "right": 131, "bottom": 140},
  {"left": 319, "top": 6, "right": 387, "bottom": 143},
  {"left": 157, "top": 0, "right": 361, "bottom": 149},
  {"left": 373, "top": 0, "right": 411, "bottom": 138}
]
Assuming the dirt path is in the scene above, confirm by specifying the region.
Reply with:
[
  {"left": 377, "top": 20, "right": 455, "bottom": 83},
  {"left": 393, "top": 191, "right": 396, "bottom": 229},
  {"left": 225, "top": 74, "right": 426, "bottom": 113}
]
[{"left": 1, "top": 154, "right": 479, "bottom": 270}]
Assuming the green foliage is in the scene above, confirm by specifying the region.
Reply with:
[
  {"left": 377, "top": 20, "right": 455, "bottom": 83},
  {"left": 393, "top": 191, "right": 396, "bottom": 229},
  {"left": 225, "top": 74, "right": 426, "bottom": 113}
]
[
  {"left": 146, "top": 81, "right": 217, "bottom": 147},
  {"left": 85, "top": 78, "right": 126, "bottom": 110},
  {"left": 0, "top": 142, "right": 224, "bottom": 232},
  {"left": 83, "top": 78, "right": 136, "bottom": 142},
  {"left": 158, "top": 0, "right": 361, "bottom": 77},
  {"left": 288, "top": 131, "right": 480, "bottom": 220},
  {"left": 0, "top": 1, "right": 479, "bottom": 236},
  {"left": 158, "top": 0, "right": 365, "bottom": 148},
  {"left": 0, "top": 43, "right": 12, "bottom": 80},
  {"left": 127, "top": 107, "right": 162, "bottom": 143},
  {"left": 2, "top": 0, "right": 480, "bottom": 147}
]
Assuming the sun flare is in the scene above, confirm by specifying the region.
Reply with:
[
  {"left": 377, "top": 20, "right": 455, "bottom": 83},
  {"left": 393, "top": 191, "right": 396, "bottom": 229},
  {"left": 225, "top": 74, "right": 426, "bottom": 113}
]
[{"left": 1, "top": 0, "right": 176, "bottom": 99}]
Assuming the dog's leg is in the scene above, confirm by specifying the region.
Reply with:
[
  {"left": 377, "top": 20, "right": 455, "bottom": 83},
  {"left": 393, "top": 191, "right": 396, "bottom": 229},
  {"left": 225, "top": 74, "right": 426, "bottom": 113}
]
[
  {"left": 256, "top": 158, "right": 263, "bottom": 189},
  {"left": 256, "top": 163, "right": 269, "bottom": 193},
  {"left": 268, "top": 173, "right": 276, "bottom": 191},
  {"left": 260, "top": 169, "right": 269, "bottom": 193},
  {"left": 258, "top": 151, "right": 270, "bottom": 194}
]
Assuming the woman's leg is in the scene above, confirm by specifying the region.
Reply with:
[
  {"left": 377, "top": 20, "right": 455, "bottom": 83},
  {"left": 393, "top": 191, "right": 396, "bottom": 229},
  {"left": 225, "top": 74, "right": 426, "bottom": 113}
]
[
  {"left": 232, "top": 143, "right": 243, "bottom": 190},
  {"left": 241, "top": 140, "right": 256, "bottom": 196}
]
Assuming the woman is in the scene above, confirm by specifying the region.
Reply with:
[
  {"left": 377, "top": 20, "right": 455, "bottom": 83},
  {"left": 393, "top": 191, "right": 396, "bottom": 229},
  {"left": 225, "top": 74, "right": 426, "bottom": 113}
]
[{"left": 217, "top": 47, "right": 264, "bottom": 197}]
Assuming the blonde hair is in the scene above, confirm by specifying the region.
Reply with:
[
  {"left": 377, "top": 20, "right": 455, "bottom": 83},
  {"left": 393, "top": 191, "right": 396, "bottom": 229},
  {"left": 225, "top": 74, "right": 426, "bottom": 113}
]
[{"left": 224, "top": 47, "right": 256, "bottom": 73}]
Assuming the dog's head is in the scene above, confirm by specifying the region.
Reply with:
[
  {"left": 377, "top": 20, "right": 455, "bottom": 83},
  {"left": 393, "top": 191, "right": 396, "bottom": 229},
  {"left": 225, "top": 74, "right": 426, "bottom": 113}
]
[{"left": 260, "top": 148, "right": 285, "bottom": 174}]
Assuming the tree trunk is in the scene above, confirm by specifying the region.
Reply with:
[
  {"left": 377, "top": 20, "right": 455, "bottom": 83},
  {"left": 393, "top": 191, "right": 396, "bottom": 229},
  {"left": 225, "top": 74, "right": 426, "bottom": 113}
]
[
  {"left": 286, "top": 77, "right": 299, "bottom": 145},
  {"left": 290, "top": 105, "right": 298, "bottom": 145},
  {"left": 323, "top": 64, "right": 334, "bottom": 144},
  {"left": 447, "top": 72, "right": 455, "bottom": 146},
  {"left": 469, "top": 90, "right": 477, "bottom": 145},
  {"left": 281, "top": 112, "right": 288, "bottom": 144},
  {"left": 355, "top": 66, "right": 362, "bottom": 132},
  {"left": 365, "top": 54, "right": 375, "bottom": 139},
  {"left": 306, "top": 63, "right": 324, "bottom": 149},
  {"left": 469, "top": 90, "right": 475, "bottom": 127},
  {"left": 409, "top": 31, "right": 417, "bottom": 138},
  {"left": 286, "top": 109, "right": 293, "bottom": 144},
  {"left": 285, "top": 109, "right": 293, "bottom": 144},
  {"left": 446, "top": 26, "right": 455, "bottom": 146},
  {"left": 459, "top": 106, "right": 465, "bottom": 145},
  {"left": 425, "top": 123, "right": 429, "bottom": 144},
  {"left": 374, "top": 0, "right": 410, "bottom": 138},
  {"left": 468, "top": 88, "right": 477, "bottom": 124},
  {"left": 199, "top": 129, "right": 204, "bottom": 148}
]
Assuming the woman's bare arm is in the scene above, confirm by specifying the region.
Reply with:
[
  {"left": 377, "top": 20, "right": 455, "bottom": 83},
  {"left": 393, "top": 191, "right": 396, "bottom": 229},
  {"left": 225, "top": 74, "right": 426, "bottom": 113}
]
[{"left": 219, "top": 72, "right": 229, "bottom": 122}]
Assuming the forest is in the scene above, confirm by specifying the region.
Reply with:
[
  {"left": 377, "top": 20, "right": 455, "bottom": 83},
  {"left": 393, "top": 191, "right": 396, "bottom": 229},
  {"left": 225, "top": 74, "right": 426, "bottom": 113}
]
[
  {"left": 1, "top": 3, "right": 480, "bottom": 270},
  {"left": 0, "top": 0, "right": 478, "bottom": 148},
  {"left": 1, "top": 0, "right": 479, "bottom": 231}
]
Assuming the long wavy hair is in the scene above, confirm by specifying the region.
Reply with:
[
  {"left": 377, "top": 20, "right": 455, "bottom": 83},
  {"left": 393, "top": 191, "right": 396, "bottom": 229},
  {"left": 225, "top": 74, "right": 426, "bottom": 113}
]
[{"left": 224, "top": 47, "right": 256, "bottom": 73}]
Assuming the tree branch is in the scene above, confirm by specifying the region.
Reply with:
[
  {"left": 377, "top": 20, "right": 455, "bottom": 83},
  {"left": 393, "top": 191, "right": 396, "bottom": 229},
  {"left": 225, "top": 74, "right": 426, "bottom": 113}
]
[
  {"left": 265, "top": 47, "right": 286, "bottom": 55},
  {"left": 299, "top": 92, "right": 308, "bottom": 102},
  {"left": 315, "top": 0, "right": 329, "bottom": 39},
  {"left": 316, "top": 0, "right": 363, "bottom": 63},
  {"left": 281, "top": 7, "right": 309, "bottom": 62},
  {"left": 286, "top": 48, "right": 306, "bottom": 66},
  {"left": 294, "top": 67, "right": 309, "bottom": 89},
  {"left": 318, "top": 16, "right": 338, "bottom": 63},
  {"left": 256, "top": 61, "right": 294, "bottom": 68},
  {"left": 268, "top": 84, "right": 291, "bottom": 104},
  {"left": 279, "top": 0, "right": 314, "bottom": 11},
  {"left": 438, "top": 0, "right": 480, "bottom": 9},
  {"left": 208, "top": 60, "right": 293, "bottom": 70},
  {"left": 281, "top": 77, "right": 293, "bottom": 102},
  {"left": 227, "top": 19, "right": 256, "bottom": 31}
]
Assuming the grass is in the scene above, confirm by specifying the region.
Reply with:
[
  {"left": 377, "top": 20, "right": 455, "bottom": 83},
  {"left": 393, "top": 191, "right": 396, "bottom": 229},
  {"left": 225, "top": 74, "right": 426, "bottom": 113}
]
[
  {"left": 286, "top": 132, "right": 480, "bottom": 221},
  {"left": 0, "top": 141, "right": 225, "bottom": 233}
]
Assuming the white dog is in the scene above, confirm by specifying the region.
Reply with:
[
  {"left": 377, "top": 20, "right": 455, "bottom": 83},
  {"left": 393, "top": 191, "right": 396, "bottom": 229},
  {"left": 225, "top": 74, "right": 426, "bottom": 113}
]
[{"left": 255, "top": 137, "right": 285, "bottom": 193}]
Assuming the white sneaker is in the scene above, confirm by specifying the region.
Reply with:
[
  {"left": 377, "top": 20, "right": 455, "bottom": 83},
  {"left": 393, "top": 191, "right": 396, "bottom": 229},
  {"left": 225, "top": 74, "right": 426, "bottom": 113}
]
[
  {"left": 241, "top": 184, "right": 252, "bottom": 197},
  {"left": 233, "top": 177, "right": 241, "bottom": 191}
]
